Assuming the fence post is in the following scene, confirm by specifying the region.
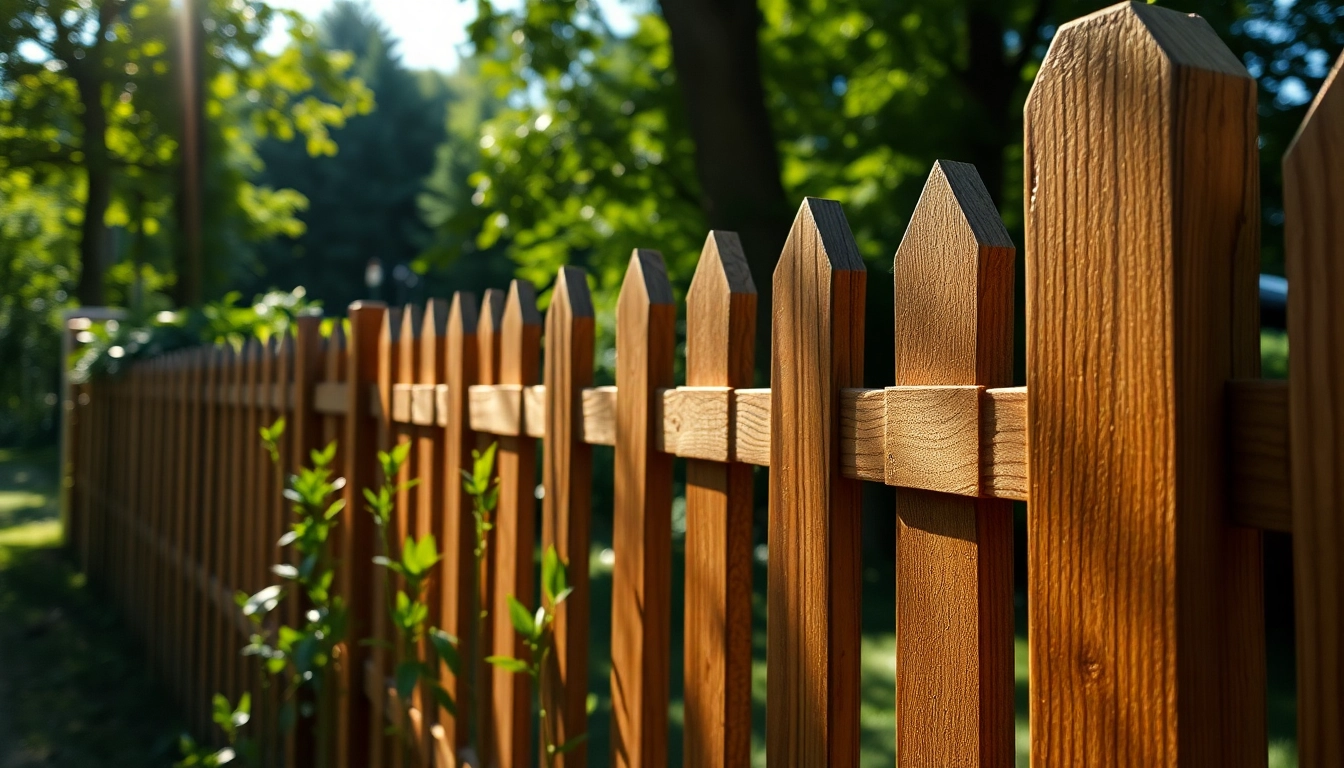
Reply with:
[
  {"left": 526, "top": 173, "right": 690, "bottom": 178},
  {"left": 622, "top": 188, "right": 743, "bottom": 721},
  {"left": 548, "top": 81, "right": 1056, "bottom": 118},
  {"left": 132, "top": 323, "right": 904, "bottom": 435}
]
[
  {"left": 491, "top": 280, "right": 542, "bottom": 768},
  {"left": 371, "top": 305, "right": 401, "bottom": 768},
  {"left": 683, "top": 231, "right": 756, "bottom": 768},
  {"left": 892, "top": 161, "right": 1014, "bottom": 767},
  {"left": 610, "top": 249, "right": 676, "bottom": 767},
  {"left": 542, "top": 266, "right": 595, "bottom": 767},
  {"left": 415, "top": 297, "right": 447, "bottom": 762},
  {"left": 475, "top": 287, "right": 504, "bottom": 759},
  {"left": 1024, "top": 4, "right": 1264, "bottom": 765},
  {"left": 767, "top": 197, "right": 865, "bottom": 767},
  {"left": 1284, "top": 50, "right": 1344, "bottom": 768}
]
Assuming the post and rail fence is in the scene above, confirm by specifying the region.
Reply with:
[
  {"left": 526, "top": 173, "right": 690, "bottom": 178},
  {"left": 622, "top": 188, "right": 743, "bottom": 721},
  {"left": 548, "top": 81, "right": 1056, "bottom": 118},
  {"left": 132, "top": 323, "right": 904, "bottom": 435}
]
[{"left": 62, "top": 4, "right": 1344, "bottom": 766}]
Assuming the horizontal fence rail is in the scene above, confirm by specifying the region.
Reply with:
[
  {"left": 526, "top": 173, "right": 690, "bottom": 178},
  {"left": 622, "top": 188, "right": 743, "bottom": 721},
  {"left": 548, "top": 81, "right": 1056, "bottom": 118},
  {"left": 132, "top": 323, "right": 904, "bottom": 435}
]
[{"left": 60, "top": 4, "right": 1343, "bottom": 767}]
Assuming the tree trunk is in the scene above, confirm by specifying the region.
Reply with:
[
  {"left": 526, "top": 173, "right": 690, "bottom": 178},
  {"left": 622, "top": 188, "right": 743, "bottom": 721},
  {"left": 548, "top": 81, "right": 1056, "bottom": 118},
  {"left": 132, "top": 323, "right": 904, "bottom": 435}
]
[
  {"left": 174, "top": 0, "right": 205, "bottom": 307},
  {"left": 75, "top": 73, "right": 110, "bottom": 307},
  {"left": 658, "top": 0, "right": 792, "bottom": 377}
]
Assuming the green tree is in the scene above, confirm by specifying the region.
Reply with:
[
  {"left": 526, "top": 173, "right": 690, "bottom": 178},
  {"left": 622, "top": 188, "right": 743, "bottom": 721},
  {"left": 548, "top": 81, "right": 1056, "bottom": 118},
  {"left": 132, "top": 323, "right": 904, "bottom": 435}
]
[
  {"left": 0, "top": 0, "right": 373, "bottom": 307},
  {"left": 244, "top": 0, "right": 452, "bottom": 310}
]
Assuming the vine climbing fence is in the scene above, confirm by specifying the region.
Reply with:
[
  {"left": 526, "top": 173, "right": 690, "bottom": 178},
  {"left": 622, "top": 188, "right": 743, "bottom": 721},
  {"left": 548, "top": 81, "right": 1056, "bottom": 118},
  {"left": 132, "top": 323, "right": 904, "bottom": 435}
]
[{"left": 62, "top": 4, "right": 1344, "bottom": 767}]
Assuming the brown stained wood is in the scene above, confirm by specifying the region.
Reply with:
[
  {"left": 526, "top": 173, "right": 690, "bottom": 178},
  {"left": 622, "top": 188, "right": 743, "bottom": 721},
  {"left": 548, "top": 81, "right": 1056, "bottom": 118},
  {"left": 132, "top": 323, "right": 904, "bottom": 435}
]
[
  {"left": 469, "top": 384, "right": 525, "bottom": 435},
  {"left": 581, "top": 386, "right": 618, "bottom": 446},
  {"left": 767, "top": 198, "right": 865, "bottom": 768},
  {"left": 980, "top": 388, "right": 1026, "bottom": 502},
  {"left": 893, "top": 161, "right": 1015, "bottom": 768},
  {"left": 202, "top": 346, "right": 227, "bottom": 734},
  {"left": 1024, "top": 5, "right": 1264, "bottom": 765},
  {"left": 479, "top": 288, "right": 506, "bottom": 386},
  {"left": 839, "top": 388, "right": 884, "bottom": 482},
  {"left": 732, "top": 389, "right": 771, "bottom": 467},
  {"left": 393, "top": 384, "right": 413, "bottom": 424},
  {"left": 1226, "top": 379, "right": 1292, "bottom": 532},
  {"left": 416, "top": 298, "right": 448, "bottom": 762},
  {"left": 657, "top": 387, "right": 731, "bottom": 460},
  {"left": 523, "top": 385, "right": 546, "bottom": 439},
  {"left": 611, "top": 250, "right": 677, "bottom": 768},
  {"left": 371, "top": 306, "right": 400, "bottom": 768},
  {"left": 313, "top": 382, "right": 348, "bottom": 415},
  {"left": 542, "top": 266, "right": 595, "bottom": 767},
  {"left": 491, "top": 280, "right": 542, "bottom": 768},
  {"left": 682, "top": 231, "right": 756, "bottom": 768},
  {"left": 438, "top": 292, "right": 479, "bottom": 754},
  {"left": 885, "top": 385, "right": 982, "bottom": 496},
  {"left": 1284, "top": 51, "right": 1344, "bottom": 768}
]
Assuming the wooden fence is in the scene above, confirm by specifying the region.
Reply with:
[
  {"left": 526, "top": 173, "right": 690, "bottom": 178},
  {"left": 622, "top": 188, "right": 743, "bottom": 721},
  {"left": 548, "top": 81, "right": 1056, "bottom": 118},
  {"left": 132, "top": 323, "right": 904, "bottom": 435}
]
[{"left": 62, "top": 4, "right": 1344, "bottom": 767}]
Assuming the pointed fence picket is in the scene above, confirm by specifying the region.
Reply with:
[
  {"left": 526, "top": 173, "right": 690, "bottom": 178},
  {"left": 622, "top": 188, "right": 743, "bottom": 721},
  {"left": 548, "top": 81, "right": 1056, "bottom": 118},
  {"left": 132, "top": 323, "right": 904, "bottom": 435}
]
[{"left": 62, "top": 4, "right": 1344, "bottom": 766}]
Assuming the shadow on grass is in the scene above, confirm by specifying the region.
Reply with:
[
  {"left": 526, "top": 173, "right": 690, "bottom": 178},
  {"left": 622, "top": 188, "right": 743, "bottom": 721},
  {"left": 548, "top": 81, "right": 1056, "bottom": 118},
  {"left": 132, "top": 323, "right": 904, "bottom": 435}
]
[{"left": 0, "top": 448, "right": 187, "bottom": 767}]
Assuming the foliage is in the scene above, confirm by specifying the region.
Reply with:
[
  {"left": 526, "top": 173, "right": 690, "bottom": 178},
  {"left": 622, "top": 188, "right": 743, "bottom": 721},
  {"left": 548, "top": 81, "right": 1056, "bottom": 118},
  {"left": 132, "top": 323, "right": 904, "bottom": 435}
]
[
  {"left": 365, "top": 441, "right": 460, "bottom": 761},
  {"left": 243, "top": 0, "right": 452, "bottom": 310},
  {"left": 487, "top": 544, "right": 586, "bottom": 766},
  {"left": 175, "top": 694, "right": 256, "bottom": 767},
  {"left": 67, "top": 287, "right": 319, "bottom": 383}
]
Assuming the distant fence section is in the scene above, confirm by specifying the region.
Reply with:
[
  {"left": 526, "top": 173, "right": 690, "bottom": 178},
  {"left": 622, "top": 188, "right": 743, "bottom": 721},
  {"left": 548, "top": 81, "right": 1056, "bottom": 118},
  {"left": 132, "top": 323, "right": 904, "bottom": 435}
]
[{"left": 63, "top": 4, "right": 1344, "bottom": 767}]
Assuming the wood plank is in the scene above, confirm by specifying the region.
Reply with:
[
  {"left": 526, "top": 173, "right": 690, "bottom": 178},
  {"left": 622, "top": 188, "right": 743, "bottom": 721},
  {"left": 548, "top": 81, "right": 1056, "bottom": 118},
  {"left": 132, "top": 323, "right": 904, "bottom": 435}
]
[
  {"left": 682, "top": 231, "right": 756, "bottom": 768},
  {"left": 523, "top": 385, "right": 545, "bottom": 439},
  {"left": 370, "top": 306, "right": 400, "bottom": 768},
  {"left": 610, "top": 250, "right": 677, "bottom": 768},
  {"left": 980, "top": 388, "right": 1026, "bottom": 502},
  {"left": 490, "top": 280, "right": 542, "bottom": 768},
  {"left": 469, "top": 384, "right": 524, "bottom": 436},
  {"left": 1226, "top": 379, "right": 1291, "bottom": 532},
  {"left": 438, "top": 293, "right": 479, "bottom": 756},
  {"left": 541, "top": 266, "right": 595, "bottom": 767},
  {"left": 1024, "top": 6, "right": 1265, "bottom": 765},
  {"left": 893, "top": 160, "right": 1015, "bottom": 768},
  {"left": 393, "top": 383, "right": 413, "bottom": 424},
  {"left": 657, "top": 387, "right": 731, "bottom": 461},
  {"left": 1283, "top": 50, "right": 1344, "bottom": 768},
  {"left": 767, "top": 198, "right": 865, "bottom": 767},
  {"left": 313, "top": 381, "right": 348, "bottom": 415},
  {"left": 580, "top": 386, "right": 617, "bottom": 446},
  {"left": 417, "top": 298, "right": 448, "bottom": 762},
  {"left": 838, "top": 388, "right": 883, "bottom": 482},
  {"left": 473, "top": 287, "right": 504, "bottom": 761},
  {"left": 732, "top": 389, "right": 770, "bottom": 467}
]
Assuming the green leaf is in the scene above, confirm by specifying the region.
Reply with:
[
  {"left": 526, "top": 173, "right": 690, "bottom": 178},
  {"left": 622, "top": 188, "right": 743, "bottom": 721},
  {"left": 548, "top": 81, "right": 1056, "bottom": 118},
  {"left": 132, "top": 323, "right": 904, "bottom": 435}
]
[
  {"left": 485, "top": 655, "right": 529, "bottom": 673},
  {"left": 233, "top": 692, "right": 252, "bottom": 727},
  {"left": 507, "top": 595, "right": 534, "bottom": 638},
  {"left": 271, "top": 563, "right": 299, "bottom": 580},
  {"left": 431, "top": 684, "right": 457, "bottom": 716},
  {"left": 542, "top": 545, "right": 566, "bottom": 603},
  {"left": 242, "top": 585, "right": 284, "bottom": 617},
  {"left": 414, "top": 534, "right": 439, "bottom": 572},
  {"left": 429, "top": 628, "right": 461, "bottom": 675},
  {"left": 472, "top": 442, "right": 497, "bottom": 490},
  {"left": 554, "top": 586, "right": 574, "bottom": 606},
  {"left": 395, "top": 661, "right": 421, "bottom": 701},
  {"left": 390, "top": 440, "right": 412, "bottom": 468},
  {"left": 325, "top": 498, "right": 346, "bottom": 520}
]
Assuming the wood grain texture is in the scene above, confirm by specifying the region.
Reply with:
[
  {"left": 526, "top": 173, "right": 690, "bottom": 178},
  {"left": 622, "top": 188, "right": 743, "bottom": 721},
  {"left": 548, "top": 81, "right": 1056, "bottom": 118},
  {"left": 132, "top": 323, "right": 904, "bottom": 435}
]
[
  {"left": 1024, "top": 5, "right": 1264, "bottom": 765},
  {"left": 657, "top": 387, "right": 731, "bottom": 460},
  {"left": 884, "top": 385, "right": 981, "bottom": 496},
  {"left": 839, "top": 388, "right": 884, "bottom": 482},
  {"left": 438, "top": 292, "right": 479, "bottom": 754},
  {"left": 979, "top": 388, "right": 1025, "bottom": 502},
  {"left": 893, "top": 160, "right": 1015, "bottom": 768},
  {"left": 490, "top": 280, "right": 542, "bottom": 768},
  {"left": 611, "top": 250, "right": 677, "bottom": 768},
  {"left": 469, "top": 384, "right": 524, "bottom": 435},
  {"left": 682, "top": 231, "right": 756, "bottom": 768},
  {"left": 1226, "top": 379, "right": 1291, "bottom": 532},
  {"left": 581, "top": 386, "right": 617, "bottom": 446},
  {"left": 542, "top": 266, "right": 595, "bottom": 767},
  {"left": 1283, "top": 50, "right": 1344, "bottom": 768},
  {"left": 732, "top": 389, "right": 771, "bottom": 467},
  {"left": 767, "top": 198, "right": 865, "bottom": 768}
]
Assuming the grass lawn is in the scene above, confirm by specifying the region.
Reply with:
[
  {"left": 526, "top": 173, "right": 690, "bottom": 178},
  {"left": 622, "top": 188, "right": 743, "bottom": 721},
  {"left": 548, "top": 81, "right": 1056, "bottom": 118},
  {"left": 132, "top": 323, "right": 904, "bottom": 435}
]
[
  {"left": 0, "top": 447, "right": 187, "bottom": 767},
  {"left": 0, "top": 442, "right": 1299, "bottom": 766}
]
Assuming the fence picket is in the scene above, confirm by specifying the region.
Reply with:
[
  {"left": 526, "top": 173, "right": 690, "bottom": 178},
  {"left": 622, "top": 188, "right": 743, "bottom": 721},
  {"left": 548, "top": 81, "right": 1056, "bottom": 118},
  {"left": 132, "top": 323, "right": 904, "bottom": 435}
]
[
  {"left": 683, "top": 232, "right": 756, "bottom": 767},
  {"left": 1283, "top": 49, "right": 1344, "bottom": 768},
  {"left": 371, "top": 305, "right": 401, "bottom": 768},
  {"left": 611, "top": 249, "right": 677, "bottom": 768},
  {"left": 490, "top": 280, "right": 542, "bottom": 768},
  {"left": 1023, "top": 5, "right": 1264, "bottom": 765},
  {"left": 766, "top": 198, "right": 865, "bottom": 767},
  {"left": 542, "top": 266, "right": 595, "bottom": 768}
]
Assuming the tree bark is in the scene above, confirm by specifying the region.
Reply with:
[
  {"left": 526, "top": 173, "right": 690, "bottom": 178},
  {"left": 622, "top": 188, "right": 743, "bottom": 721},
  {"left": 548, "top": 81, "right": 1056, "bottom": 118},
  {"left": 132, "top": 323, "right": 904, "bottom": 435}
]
[
  {"left": 658, "top": 0, "right": 792, "bottom": 377},
  {"left": 75, "top": 73, "right": 110, "bottom": 307}
]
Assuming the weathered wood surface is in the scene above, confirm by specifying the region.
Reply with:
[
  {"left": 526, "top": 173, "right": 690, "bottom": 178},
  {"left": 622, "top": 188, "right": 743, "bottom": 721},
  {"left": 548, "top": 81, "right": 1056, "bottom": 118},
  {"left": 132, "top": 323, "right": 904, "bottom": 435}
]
[
  {"left": 682, "top": 232, "right": 756, "bottom": 768},
  {"left": 541, "top": 267, "right": 595, "bottom": 767},
  {"left": 767, "top": 198, "right": 865, "bottom": 767},
  {"left": 1024, "top": 4, "right": 1265, "bottom": 765},
  {"left": 1284, "top": 49, "right": 1344, "bottom": 768},
  {"left": 893, "top": 160, "right": 1015, "bottom": 768}
]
